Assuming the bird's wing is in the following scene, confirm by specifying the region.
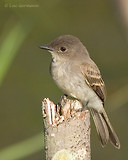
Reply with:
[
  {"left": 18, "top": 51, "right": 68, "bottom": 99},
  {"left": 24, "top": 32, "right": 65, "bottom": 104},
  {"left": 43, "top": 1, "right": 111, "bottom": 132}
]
[{"left": 80, "top": 63, "right": 106, "bottom": 103}]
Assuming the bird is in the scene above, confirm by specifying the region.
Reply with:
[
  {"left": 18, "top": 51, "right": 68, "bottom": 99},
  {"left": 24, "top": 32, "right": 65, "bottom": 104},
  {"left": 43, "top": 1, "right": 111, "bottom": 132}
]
[{"left": 40, "top": 35, "right": 120, "bottom": 149}]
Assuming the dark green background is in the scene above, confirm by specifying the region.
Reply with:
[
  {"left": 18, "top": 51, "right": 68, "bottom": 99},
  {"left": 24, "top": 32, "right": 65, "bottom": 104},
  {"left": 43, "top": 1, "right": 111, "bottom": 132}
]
[{"left": 0, "top": 0, "right": 128, "bottom": 159}]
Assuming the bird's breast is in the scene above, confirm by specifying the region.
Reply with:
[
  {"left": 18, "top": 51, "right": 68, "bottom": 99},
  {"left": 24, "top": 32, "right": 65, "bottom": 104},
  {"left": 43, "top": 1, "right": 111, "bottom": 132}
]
[
  {"left": 51, "top": 61, "right": 103, "bottom": 112},
  {"left": 51, "top": 61, "right": 76, "bottom": 96}
]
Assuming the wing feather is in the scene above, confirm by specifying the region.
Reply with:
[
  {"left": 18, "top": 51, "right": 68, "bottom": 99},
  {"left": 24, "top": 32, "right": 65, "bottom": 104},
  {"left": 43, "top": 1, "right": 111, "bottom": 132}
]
[{"left": 80, "top": 63, "right": 106, "bottom": 103}]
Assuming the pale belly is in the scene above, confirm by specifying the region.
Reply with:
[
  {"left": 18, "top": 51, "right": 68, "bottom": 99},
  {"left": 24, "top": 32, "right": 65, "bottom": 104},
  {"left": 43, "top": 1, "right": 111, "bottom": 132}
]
[{"left": 51, "top": 61, "right": 103, "bottom": 112}]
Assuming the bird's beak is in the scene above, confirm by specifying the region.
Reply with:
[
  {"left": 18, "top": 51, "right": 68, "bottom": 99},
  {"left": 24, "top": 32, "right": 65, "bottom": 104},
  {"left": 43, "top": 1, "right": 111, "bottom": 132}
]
[{"left": 39, "top": 45, "right": 53, "bottom": 51}]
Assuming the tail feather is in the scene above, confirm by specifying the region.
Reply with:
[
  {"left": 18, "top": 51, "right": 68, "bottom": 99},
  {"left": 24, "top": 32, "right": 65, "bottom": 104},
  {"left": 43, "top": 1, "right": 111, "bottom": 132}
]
[
  {"left": 101, "top": 109, "right": 120, "bottom": 149},
  {"left": 90, "top": 108, "right": 109, "bottom": 147},
  {"left": 90, "top": 108, "right": 120, "bottom": 149}
]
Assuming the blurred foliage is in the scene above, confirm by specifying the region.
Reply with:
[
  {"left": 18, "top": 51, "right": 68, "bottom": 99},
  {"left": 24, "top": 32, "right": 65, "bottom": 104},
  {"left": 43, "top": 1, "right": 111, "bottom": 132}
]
[
  {"left": 0, "top": 0, "right": 128, "bottom": 160},
  {"left": 0, "top": 133, "right": 43, "bottom": 160},
  {"left": 0, "top": 21, "right": 31, "bottom": 86}
]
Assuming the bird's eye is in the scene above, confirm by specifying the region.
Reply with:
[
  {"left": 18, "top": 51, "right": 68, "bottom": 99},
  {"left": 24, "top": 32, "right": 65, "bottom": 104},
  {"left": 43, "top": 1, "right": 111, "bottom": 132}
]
[{"left": 60, "top": 47, "right": 66, "bottom": 52}]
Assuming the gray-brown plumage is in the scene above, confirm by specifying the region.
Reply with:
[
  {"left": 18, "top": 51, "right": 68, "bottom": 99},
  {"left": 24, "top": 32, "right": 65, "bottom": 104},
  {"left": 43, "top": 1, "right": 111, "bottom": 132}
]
[
  {"left": 80, "top": 55, "right": 120, "bottom": 148},
  {"left": 40, "top": 35, "right": 120, "bottom": 149},
  {"left": 80, "top": 63, "right": 106, "bottom": 103}
]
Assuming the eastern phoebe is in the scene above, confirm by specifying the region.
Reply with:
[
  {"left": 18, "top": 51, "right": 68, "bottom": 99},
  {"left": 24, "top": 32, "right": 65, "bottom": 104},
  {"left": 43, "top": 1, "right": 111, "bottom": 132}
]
[{"left": 40, "top": 35, "right": 120, "bottom": 149}]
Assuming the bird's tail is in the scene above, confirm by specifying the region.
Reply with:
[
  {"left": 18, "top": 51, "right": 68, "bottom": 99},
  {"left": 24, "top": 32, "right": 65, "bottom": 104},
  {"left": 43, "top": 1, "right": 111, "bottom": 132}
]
[{"left": 90, "top": 108, "right": 120, "bottom": 149}]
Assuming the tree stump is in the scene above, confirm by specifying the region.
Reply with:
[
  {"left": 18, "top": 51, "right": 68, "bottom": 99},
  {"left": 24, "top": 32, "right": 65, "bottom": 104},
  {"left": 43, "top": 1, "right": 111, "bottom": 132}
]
[{"left": 42, "top": 96, "right": 91, "bottom": 160}]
